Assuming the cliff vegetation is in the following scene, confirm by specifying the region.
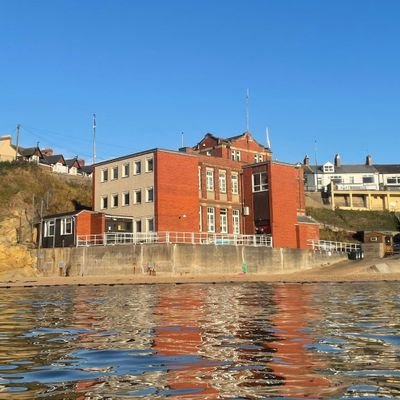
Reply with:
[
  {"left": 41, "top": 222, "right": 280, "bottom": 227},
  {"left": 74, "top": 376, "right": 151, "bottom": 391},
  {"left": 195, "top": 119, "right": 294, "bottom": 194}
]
[{"left": 0, "top": 161, "right": 92, "bottom": 279}]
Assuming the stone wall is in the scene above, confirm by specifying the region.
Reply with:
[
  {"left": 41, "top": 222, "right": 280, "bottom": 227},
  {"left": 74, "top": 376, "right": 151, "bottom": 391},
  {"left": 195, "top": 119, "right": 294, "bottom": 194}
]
[{"left": 37, "top": 244, "right": 346, "bottom": 277}]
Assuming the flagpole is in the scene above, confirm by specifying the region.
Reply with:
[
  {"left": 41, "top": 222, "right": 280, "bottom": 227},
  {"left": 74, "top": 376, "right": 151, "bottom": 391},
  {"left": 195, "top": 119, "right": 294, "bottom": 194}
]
[{"left": 266, "top": 127, "right": 271, "bottom": 149}]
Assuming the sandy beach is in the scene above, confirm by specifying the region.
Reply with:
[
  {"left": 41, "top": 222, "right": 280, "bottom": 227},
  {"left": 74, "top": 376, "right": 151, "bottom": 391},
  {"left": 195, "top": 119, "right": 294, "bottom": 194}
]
[{"left": 1, "top": 256, "right": 400, "bottom": 288}]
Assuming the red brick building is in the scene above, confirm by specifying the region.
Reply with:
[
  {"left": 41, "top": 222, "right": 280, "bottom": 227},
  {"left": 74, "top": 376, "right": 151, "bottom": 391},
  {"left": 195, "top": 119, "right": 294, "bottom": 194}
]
[{"left": 91, "top": 131, "right": 319, "bottom": 249}]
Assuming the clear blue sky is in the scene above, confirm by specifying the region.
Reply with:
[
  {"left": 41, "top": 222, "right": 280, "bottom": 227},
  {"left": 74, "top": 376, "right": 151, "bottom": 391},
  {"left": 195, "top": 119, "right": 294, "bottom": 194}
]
[{"left": 1, "top": 0, "right": 399, "bottom": 165}]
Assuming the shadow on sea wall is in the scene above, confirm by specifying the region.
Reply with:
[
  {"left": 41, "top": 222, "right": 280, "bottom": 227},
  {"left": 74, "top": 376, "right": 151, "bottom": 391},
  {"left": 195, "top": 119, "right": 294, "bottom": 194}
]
[{"left": 37, "top": 244, "right": 346, "bottom": 277}]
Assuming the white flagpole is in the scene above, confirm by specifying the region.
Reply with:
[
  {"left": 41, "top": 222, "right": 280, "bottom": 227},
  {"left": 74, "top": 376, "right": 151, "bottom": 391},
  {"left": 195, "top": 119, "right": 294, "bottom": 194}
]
[{"left": 266, "top": 127, "right": 271, "bottom": 149}]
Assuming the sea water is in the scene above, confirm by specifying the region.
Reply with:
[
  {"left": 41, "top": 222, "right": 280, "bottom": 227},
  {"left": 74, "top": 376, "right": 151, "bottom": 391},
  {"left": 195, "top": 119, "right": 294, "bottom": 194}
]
[{"left": 0, "top": 281, "right": 399, "bottom": 399}]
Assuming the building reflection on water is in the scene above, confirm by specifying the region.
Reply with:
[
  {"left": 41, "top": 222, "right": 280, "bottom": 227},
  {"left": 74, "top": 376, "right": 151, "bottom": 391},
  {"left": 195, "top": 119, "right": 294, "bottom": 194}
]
[{"left": 0, "top": 283, "right": 399, "bottom": 398}]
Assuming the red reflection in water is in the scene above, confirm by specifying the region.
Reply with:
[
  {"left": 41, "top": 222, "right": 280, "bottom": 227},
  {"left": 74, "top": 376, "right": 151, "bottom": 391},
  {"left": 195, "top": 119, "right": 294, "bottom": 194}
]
[
  {"left": 268, "top": 284, "right": 339, "bottom": 398},
  {"left": 153, "top": 286, "right": 219, "bottom": 399}
]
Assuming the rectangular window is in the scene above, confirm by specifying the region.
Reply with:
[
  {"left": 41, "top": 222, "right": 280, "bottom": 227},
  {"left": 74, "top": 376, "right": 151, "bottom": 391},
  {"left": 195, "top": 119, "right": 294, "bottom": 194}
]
[
  {"left": 220, "top": 208, "right": 228, "bottom": 233},
  {"left": 111, "top": 166, "right": 118, "bottom": 180},
  {"left": 134, "top": 190, "right": 142, "bottom": 204},
  {"left": 199, "top": 206, "right": 202, "bottom": 232},
  {"left": 331, "top": 175, "right": 342, "bottom": 184},
  {"left": 111, "top": 193, "right": 118, "bottom": 208},
  {"left": 146, "top": 187, "right": 154, "bottom": 202},
  {"left": 232, "top": 209, "right": 240, "bottom": 234},
  {"left": 134, "top": 161, "right": 141, "bottom": 175},
  {"left": 146, "top": 158, "right": 153, "bottom": 172},
  {"left": 387, "top": 177, "right": 400, "bottom": 184},
  {"left": 253, "top": 172, "right": 268, "bottom": 192},
  {"left": 101, "top": 195, "right": 108, "bottom": 209},
  {"left": 198, "top": 167, "right": 202, "bottom": 191},
  {"left": 44, "top": 220, "right": 55, "bottom": 237},
  {"left": 207, "top": 207, "right": 215, "bottom": 232},
  {"left": 122, "top": 191, "right": 130, "bottom": 206},
  {"left": 219, "top": 171, "right": 226, "bottom": 193},
  {"left": 147, "top": 218, "right": 154, "bottom": 232},
  {"left": 135, "top": 219, "right": 142, "bottom": 233},
  {"left": 206, "top": 169, "right": 214, "bottom": 191},
  {"left": 363, "top": 176, "right": 374, "bottom": 184},
  {"left": 60, "top": 217, "right": 73, "bottom": 235},
  {"left": 231, "top": 150, "right": 241, "bottom": 161},
  {"left": 232, "top": 173, "right": 239, "bottom": 194},
  {"left": 122, "top": 163, "right": 130, "bottom": 177},
  {"left": 101, "top": 169, "right": 108, "bottom": 182}
]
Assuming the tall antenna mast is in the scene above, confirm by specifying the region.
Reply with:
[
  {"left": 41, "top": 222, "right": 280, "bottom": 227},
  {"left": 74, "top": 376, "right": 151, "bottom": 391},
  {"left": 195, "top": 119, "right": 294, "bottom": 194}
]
[
  {"left": 92, "top": 114, "right": 96, "bottom": 165},
  {"left": 246, "top": 88, "right": 250, "bottom": 132},
  {"left": 15, "top": 123, "right": 20, "bottom": 160}
]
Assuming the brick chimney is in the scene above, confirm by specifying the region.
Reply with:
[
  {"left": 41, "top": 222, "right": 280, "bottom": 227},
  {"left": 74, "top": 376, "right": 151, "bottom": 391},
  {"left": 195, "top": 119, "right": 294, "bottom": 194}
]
[
  {"left": 366, "top": 154, "right": 372, "bottom": 166},
  {"left": 42, "top": 148, "right": 53, "bottom": 156},
  {"left": 303, "top": 154, "right": 310, "bottom": 166}
]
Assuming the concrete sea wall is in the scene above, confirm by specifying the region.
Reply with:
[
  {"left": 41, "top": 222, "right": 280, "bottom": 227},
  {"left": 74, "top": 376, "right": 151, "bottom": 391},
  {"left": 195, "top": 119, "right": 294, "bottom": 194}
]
[{"left": 37, "top": 244, "right": 346, "bottom": 277}]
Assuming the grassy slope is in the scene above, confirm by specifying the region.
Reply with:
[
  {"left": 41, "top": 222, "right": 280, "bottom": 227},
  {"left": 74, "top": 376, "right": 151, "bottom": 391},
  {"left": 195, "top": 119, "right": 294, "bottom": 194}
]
[{"left": 307, "top": 207, "right": 400, "bottom": 242}]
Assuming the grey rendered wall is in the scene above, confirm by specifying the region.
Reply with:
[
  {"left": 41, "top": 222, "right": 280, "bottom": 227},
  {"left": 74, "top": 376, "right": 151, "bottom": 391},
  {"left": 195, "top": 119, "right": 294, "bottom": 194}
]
[{"left": 37, "top": 244, "right": 346, "bottom": 277}]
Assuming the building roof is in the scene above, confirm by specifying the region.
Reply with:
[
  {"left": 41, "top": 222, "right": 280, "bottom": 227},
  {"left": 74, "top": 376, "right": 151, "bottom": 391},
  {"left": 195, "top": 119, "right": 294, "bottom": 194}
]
[
  {"left": 304, "top": 164, "right": 377, "bottom": 174},
  {"left": 373, "top": 164, "right": 400, "bottom": 174},
  {"left": 15, "top": 146, "right": 42, "bottom": 157},
  {"left": 42, "top": 155, "right": 66, "bottom": 165},
  {"left": 297, "top": 215, "right": 318, "bottom": 224}
]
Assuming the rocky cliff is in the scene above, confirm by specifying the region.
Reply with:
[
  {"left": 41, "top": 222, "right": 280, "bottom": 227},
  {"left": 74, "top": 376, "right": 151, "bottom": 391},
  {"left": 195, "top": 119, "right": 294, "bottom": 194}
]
[{"left": 0, "top": 161, "right": 91, "bottom": 280}]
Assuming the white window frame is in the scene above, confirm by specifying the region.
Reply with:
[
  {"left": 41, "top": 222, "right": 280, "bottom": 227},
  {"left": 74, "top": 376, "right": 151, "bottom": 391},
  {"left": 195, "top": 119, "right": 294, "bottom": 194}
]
[
  {"left": 231, "top": 150, "right": 241, "bottom": 161},
  {"left": 220, "top": 208, "right": 228, "bottom": 233},
  {"left": 323, "top": 164, "right": 334, "bottom": 173},
  {"left": 207, "top": 207, "right": 215, "bottom": 232},
  {"left": 253, "top": 172, "right": 268, "bottom": 192},
  {"left": 206, "top": 169, "right": 214, "bottom": 191},
  {"left": 101, "top": 169, "right": 108, "bottom": 182},
  {"left": 122, "top": 163, "right": 130, "bottom": 178},
  {"left": 147, "top": 218, "right": 154, "bottom": 232},
  {"left": 231, "top": 173, "right": 239, "bottom": 194},
  {"left": 135, "top": 219, "right": 142, "bottom": 233},
  {"left": 145, "top": 158, "right": 153, "bottom": 172},
  {"left": 111, "top": 166, "right": 118, "bottom": 180},
  {"left": 134, "top": 189, "right": 142, "bottom": 204},
  {"left": 362, "top": 175, "right": 374, "bottom": 184},
  {"left": 134, "top": 160, "right": 141, "bottom": 175},
  {"left": 101, "top": 195, "right": 108, "bottom": 209},
  {"left": 232, "top": 209, "right": 240, "bottom": 234},
  {"left": 146, "top": 187, "right": 154, "bottom": 202},
  {"left": 122, "top": 191, "right": 130, "bottom": 206},
  {"left": 387, "top": 176, "right": 400, "bottom": 185},
  {"left": 199, "top": 206, "right": 202, "bottom": 232},
  {"left": 198, "top": 167, "right": 202, "bottom": 191},
  {"left": 44, "top": 220, "right": 55, "bottom": 237},
  {"left": 60, "top": 217, "right": 73, "bottom": 235},
  {"left": 111, "top": 193, "right": 118, "bottom": 208},
  {"left": 219, "top": 171, "right": 226, "bottom": 193}
]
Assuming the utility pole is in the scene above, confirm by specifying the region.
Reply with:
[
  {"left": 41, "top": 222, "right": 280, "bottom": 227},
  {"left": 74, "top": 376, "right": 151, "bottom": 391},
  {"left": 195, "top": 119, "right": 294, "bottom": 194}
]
[
  {"left": 93, "top": 113, "right": 96, "bottom": 166},
  {"left": 314, "top": 140, "right": 319, "bottom": 192},
  {"left": 37, "top": 199, "right": 44, "bottom": 272},
  {"left": 15, "top": 123, "right": 20, "bottom": 160}
]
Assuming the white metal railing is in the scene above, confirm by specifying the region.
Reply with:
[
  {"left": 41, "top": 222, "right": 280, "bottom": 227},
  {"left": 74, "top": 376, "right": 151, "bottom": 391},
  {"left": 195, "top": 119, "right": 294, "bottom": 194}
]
[
  {"left": 307, "top": 239, "right": 361, "bottom": 253},
  {"left": 76, "top": 231, "right": 273, "bottom": 248}
]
